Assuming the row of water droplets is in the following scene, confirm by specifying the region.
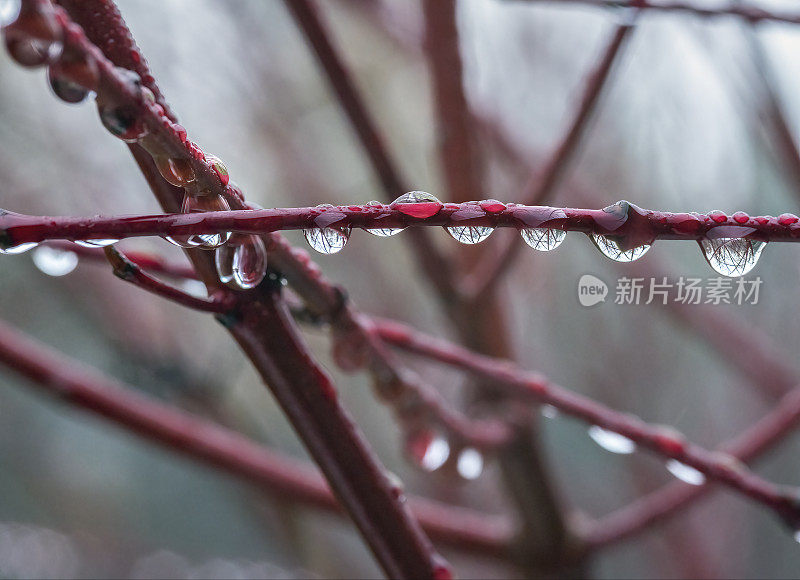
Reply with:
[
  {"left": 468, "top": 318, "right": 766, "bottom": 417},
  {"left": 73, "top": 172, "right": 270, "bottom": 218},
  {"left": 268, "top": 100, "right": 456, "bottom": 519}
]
[
  {"left": 0, "top": 1, "right": 267, "bottom": 291},
  {"left": 301, "top": 195, "right": 771, "bottom": 278},
  {"left": 542, "top": 406, "right": 708, "bottom": 487}
]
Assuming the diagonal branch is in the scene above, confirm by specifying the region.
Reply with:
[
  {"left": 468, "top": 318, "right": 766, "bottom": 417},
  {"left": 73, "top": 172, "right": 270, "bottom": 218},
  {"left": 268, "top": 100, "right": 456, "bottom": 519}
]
[
  {"left": 283, "top": 0, "right": 457, "bottom": 300},
  {"left": 465, "top": 19, "right": 637, "bottom": 299},
  {"left": 0, "top": 318, "right": 513, "bottom": 559}
]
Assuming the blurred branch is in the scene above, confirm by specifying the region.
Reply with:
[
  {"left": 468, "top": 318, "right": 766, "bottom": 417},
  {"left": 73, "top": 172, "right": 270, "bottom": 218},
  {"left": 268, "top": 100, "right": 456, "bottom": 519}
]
[
  {"left": 466, "top": 19, "right": 636, "bottom": 300},
  {"left": 371, "top": 316, "right": 800, "bottom": 526},
  {"left": 0, "top": 318, "right": 513, "bottom": 559},
  {"left": 282, "top": 0, "right": 457, "bottom": 301},
  {"left": 517, "top": 0, "right": 800, "bottom": 26},
  {"left": 586, "top": 385, "right": 800, "bottom": 549}
]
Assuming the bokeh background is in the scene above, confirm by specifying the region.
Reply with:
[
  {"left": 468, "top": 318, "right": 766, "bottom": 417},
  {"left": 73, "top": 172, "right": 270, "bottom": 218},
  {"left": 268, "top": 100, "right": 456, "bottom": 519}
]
[{"left": 2, "top": 0, "right": 800, "bottom": 578}]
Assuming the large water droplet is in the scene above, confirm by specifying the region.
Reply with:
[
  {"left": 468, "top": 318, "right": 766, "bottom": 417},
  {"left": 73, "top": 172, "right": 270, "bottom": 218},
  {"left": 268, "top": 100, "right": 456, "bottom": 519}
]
[
  {"left": 665, "top": 460, "right": 706, "bottom": 486},
  {"left": 591, "top": 234, "right": 651, "bottom": 262},
  {"left": 215, "top": 234, "right": 267, "bottom": 290},
  {"left": 363, "top": 200, "right": 404, "bottom": 237},
  {"left": 31, "top": 246, "right": 78, "bottom": 276},
  {"left": 445, "top": 225, "right": 493, "bottom": 244},
  {"left": 587, "top": 426, "right": 636, "bottom": 455},
  {"left": 98, "top": 101, "right": 147, "bottom": 143},
  {"left": 47, "top": 68, "right": 88, "bottom": 104},
  {"left": 205, "top": 154, "right": 230, "bottom": 186},
  {"left": 303, "top": 226, "right": 350, "bottom": 255},
  {"left": 521, "top": 228, "right": 566, "bottom": 251},
  {"left": 541, "top": 404, "right": 559, "bottom": 419},
  {"left": 0, "top": 0, "right": 21, "bottom": 28},
  {"left": 405, "top": 430, "right": 450, "bottom": 472},
  {"left": 0, "top": 241, "right": 37, "bottom": 255},
  {"left": 166, "top": 194, "right": 231, "bottom": 250},
  {"left": 456, "top": 447, "right": 484, "bottom": 480},
  {"left": 155, "top": 156, "right": 195, "bottom": 187},
  {"left": 5, "top": 35, "right": 62, "bottom": 67},
  {"left": 699, "top": 236, "right": 765, "bottom": 277},
  {"left": 391, "top": 191, "right": 443, "bottom": 219},
  {"left": 74, "top": 239, "right": 118, "bottom": 248}
]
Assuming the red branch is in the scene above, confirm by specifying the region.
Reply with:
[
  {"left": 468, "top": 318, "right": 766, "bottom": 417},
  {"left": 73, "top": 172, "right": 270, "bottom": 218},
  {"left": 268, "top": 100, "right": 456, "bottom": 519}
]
[
  {"left": 466, "top": 20, "right": 636, "bottom": 298},
  {"left": 282, "top": 0, "right": 456, "bottom": 300},
  {"left": 102, "top": 246, "right": 233, "bottom": 313},
  {"left": 370, "top": 317, "right": 800, "bottom": 527},
  {"left": 2, "top": 203, "right": 800, "bottom": 246},
  {"left": 0, "top": 318, "right": 512, "bottom": 558},
  {"left": 586, "top": 385, "right": 800, "bottom": 549},
  {"left": 522, "top": 0, "right": 800, "bottom": 26}
]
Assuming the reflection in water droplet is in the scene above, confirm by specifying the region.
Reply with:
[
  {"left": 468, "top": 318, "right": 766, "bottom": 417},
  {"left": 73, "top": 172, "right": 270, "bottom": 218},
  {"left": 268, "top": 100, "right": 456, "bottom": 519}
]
[
  {"left": 445, "top": 225, "right": 493, "bottom": 244},
  {"left": 391, "top": 191, "right": 443, "bottom": 219},
  {"left": 666, "top": 460, "right": 706, "bottom": 486},
  {"left": 365, "top": 228, "right": 403, "bottom": 237},
  {"left": 48, "top": 69, "right": 88, "bottom": 103},
  {"left": 406, "top": 430, "right": 450, "bottom": 472},
  {"left": 0, "top": 0, "right": 21, "bottom": 27},
  {"left": 393, "top": 191, "right": 440, "bottom": 204},
  {"left": 541, "top": 404, "right": 559, "bottom": 419},
  {"left": 456, "top": 448, "right": 484, "bottom": 480},
  {"left": 215, "top": 234, "right": 267, "bottom": 290},
  {"left": 74, "top": 239, "right": 118, "bottom": 248},
  {"left": 303, "top": 226, "right": 350, "bottom": 254},
  {"left": 0, "top": 242, "right": 37, "bottom": 255},
  {"left": 699, "top": 237, "right": 765, "bottom": 277},
  {"left": 591, "top": 234, "right": 651, "bottom": 262},
  {"left": 587, "top": 426, "right": 636, "bottom": 455},
  {"left": 31, "top": 246, "right": 78, "bottom": 276},
  {"left": 521, "top": 228, "right": 566, "bottom": 251},
  {"left": 166, "top": 194, "right": 231, "bottom": 249}
]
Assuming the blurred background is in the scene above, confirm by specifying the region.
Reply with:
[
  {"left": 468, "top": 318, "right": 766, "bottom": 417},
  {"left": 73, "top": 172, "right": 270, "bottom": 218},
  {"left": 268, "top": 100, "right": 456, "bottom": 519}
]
[{"left": 2, "top": 0, "right": 800, "bottom": 577}]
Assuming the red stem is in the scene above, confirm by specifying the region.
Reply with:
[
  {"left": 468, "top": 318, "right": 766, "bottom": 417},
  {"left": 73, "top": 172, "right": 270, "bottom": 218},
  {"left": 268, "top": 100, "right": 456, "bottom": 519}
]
[
  {"left": 0, "top": 318, "right": 512, "bottom": 558},
  {"left": 523, "top": 0, "right": 800, "bottom": 26},
  {"left": 586, "top": 386, "right": 800, "bottom": 549},
  {"left": 282, "top": 0, "right": 457, "bottom": 300},
  {"left": 2, "top": 203, "right": 798, "bottom": 245},
  {"left": 371, "top": 317, "right": 800, "bottom": 525}
]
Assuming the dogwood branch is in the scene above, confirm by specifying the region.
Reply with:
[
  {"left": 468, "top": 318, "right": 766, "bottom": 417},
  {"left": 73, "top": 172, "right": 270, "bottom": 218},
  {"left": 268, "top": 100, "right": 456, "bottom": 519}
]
[
  {"left": 3, "top": 202, "right": 800, "bottom": 246},
  {"left": 0, "top": 318, "right": 513, "bottom": 558},
  {"left": 519, "top": 0, "right": 800, "bottom": 26},
  {"left": 370, "top": 317, "right": 800, "bottom": 529}
]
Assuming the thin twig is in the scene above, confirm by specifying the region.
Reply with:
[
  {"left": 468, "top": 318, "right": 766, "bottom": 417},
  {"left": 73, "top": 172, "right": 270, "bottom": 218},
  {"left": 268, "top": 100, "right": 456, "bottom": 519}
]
[{"left": 102, "top": 246, "right": 234, "bottom": 313}]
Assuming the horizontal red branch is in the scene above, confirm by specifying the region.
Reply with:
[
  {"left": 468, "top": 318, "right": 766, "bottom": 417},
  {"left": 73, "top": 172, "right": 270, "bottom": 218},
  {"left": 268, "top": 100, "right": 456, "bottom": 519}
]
[
  {"left": 523, "top": 0, "right": 800, "bottom": 26},
  {"left": 0, "top": 318, "right": 513, "bottom": 558},
  {"left": 370, "top": 317, "right": 800, "bottom": 530},
  {"left": 2, "top": 202, "right": 799, "bottom": 246}
]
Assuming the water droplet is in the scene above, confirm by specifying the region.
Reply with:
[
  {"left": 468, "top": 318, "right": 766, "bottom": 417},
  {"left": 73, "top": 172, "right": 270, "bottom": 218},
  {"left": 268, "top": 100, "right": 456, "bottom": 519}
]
[
  {"left": 215, "top": 234, "right": 267, "bottom": 290},
  {"left": 47, "top": 68, "right": 88, "bottom": 103},
  {"left": 391, "top": 191, "right": 443, "bottom": 219},
  {"left": 591, "top": 234, "right": 651, "bottom": 262},
  {"left": 166, "top": 194, "right": 231, "bottom": 250},
  {"left": 0, "top": 241, "right": 37, "bottom": 254},
  {"left": 31, "top": 246, "right": 78, "bottom": 276},
  {"left": 708, "top": 210, "right": 727, "bottom": 224},
  {"left": 779, "top": 213, "right": 799, "bottom": 226},
  {"left": 665, "top": 460, "right": 706, "bottom": 486},
  {"left": 521, "top": 228, "right": 566, "bottom": 251},
  {"left": 456, "top": 448, "right": 484, "bottom": 480},
  {"left": 479, "top": 199, "right": 506, "bottom": 214},
  {"left": 205, "top": 154, "right": 229, "bottom": 186},
  {"left": 364, "top": 200, "right": 404, "bottom": 236},
  {"left": 699, "top": 236, "right": 765, "bottom": 277},
  {"left": 73, "top": 239, "right": 118, "bottom": 248},
  {"left": 98, "top": 101, "right": 147, "bottom": 143},
  {"left": 5, "top": 35, "right": 62, "bottom": 66},
  {"left": 155, "top": 156, "right": 195, "bottom": 187},
  {"left": 445, "top": 225, "right": 493, "bottom": 244},
  {"left": 794, "top": 530, "right": 800, "bottom": 544},
  {"left": 732, "top": 211, "right": 749, "bottom": 224},
  {"left": 303, "top": 226, "right": 350, "bottom": 254},
  {"left": 587, "top": 426, "right": 636, "bottom": 455},
  {"left": 0, "top": 0, "right": 21, "bottom": 28},
  {"left": 406, "top": 430, "right": 450, "bottom": 472},
  {"left": 541, "top": 404, "right": 559, "bottom": 419}
]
